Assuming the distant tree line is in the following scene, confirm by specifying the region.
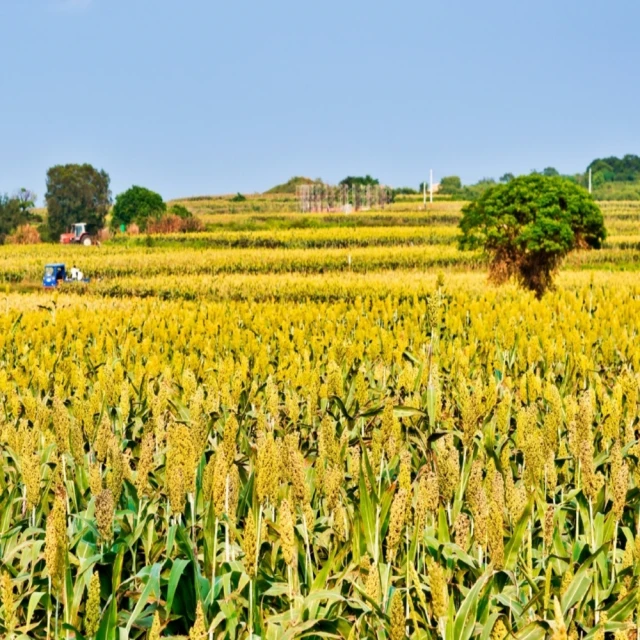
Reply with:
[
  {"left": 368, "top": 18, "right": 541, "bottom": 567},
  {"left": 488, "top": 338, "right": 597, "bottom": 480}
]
[{"left": 0, "top": 164, "right": 202, "bottom": 244}]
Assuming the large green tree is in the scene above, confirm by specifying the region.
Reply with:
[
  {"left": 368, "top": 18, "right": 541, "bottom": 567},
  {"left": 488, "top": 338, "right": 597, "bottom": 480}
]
[
  {"left": 459, "top": 175, "right": 606, "bottom": 296},
  {"left": 111, "top": 185, "right": 165, "bottom": 230},
  {"left": 45, "top": 164, "right": 111, "bottom": 238}
]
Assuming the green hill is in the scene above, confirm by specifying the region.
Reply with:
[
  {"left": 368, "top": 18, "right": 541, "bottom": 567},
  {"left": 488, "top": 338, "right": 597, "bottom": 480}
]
[{"left": 264, "top": 176, "right": 321, "bottom": 195}]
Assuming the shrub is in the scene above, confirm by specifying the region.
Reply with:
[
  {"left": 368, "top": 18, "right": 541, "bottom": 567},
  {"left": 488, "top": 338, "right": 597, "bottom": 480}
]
[
  {"left": 169, "top": 204, "right": 193, "bottom": 219},
  {"left": 126, "top": 223, "right": 140, "bottom": 235},
  {"left": 112, "top": 186, "right": 165, "bottom": 230},
  {"left": 147, "top": 214, "right": 204, "bottom": 234},
  {"left": 5, "top": 224, "right": 41, "bottom": 245},
  {"left": 97, "top": 228, "right": 112, "bottom": 243}
]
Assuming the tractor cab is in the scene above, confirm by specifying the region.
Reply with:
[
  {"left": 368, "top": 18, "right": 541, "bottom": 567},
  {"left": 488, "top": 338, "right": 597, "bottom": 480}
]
[
  {"left": 60, "top": 223, "right": 92, "bottom": 246},
  {"left": 43, "top": 264, "right": 67, "bottom": 288}
]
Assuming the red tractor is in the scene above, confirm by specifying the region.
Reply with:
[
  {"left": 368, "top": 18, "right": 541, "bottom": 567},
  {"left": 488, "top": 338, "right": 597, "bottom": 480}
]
[{"left": 60, "top": 222, "right": 93, "bottom": 246}]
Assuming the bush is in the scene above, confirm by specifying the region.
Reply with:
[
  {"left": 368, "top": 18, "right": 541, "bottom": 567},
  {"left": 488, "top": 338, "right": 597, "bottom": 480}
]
[
  {"left": 231, "top": 193, "right": 247, "bottom": 202},
  {"left": 169, "top": 204, "right": 193, "bottom": 218},
  {"left": 97, "top": 228, "right": 112, "bottom": 243},
  {"left": 146, "top": 214, "right": 204, "bottom": 234},
  {"left": 112, "top": 186, "right": 165, "bottom": 230},
  {"left": 127, "top": 223, "right": 140, "bottom": 235},
  {"left": 5, "top": 224, "right": 41, "bottom": 245}
]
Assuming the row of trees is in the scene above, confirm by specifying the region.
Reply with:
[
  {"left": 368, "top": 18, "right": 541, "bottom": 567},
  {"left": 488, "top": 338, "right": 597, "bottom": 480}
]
[{"left": 0, "top": 164, "right": 197, "bottom": 244}]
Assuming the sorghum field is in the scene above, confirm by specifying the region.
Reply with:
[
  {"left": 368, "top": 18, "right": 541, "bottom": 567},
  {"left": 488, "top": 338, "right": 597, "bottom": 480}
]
[{"left": 2, "top": 201, "right": 640, "bottom": 640}]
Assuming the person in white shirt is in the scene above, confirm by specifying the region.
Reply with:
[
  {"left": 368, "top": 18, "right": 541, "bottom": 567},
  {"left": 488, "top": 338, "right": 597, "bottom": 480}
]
[
  {"left": 70, "top": 265, "right": 79, "bottom": 281},
  {"left": 77, "top": 269, "right": 84, "bottom": 281}
]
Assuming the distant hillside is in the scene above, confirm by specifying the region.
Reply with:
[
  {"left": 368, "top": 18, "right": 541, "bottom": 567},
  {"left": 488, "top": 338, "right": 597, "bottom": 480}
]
[{"left": 265, "top": 177, "right": 321, "bottom": 195}]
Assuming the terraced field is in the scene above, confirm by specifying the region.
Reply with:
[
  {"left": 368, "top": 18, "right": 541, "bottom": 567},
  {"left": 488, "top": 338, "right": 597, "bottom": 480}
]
[{"left": 0, "top": 200, "right": 640, "bottom": 639}]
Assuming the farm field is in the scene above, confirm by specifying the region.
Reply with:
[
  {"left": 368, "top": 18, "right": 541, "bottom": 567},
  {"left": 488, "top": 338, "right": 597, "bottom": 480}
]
[{"left": 1, "top": 201, "right": 640, "bottom": 639}]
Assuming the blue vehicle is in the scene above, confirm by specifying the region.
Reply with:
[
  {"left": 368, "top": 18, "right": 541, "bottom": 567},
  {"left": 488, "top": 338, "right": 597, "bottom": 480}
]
[
  {"left": 43, "top": 263, "right": 90, "bottom": 288},
  {"left": 43, "top": 264, "right": 67, "bottom": 288}
]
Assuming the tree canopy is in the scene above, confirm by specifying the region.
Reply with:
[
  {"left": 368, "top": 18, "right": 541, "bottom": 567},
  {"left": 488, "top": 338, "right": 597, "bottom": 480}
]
[
  {"left": 438, "top": 176, "right": 462, "bottom": 195},
  {"left": 111, "top": 186, "right": 165, "bottom": 230},
  {"left": 587, "top": 154, "right": 640, "bottom": 183},
  {"left": 45, "top": 164, "right": 111, "bottom": 238},
  {"left": 459, "top": 175, "right": 606, "bottom": 296},
  {"left": 339, "top": 175, "right": 379, "bottom": 188},
  {"left": 0, "top": 191, "right": 41, "bottom": 244}
]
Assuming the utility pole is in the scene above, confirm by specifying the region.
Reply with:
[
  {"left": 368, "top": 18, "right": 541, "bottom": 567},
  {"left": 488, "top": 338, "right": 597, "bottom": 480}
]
[
  {"left": 429, "top": 169, "right": 434, "bottom": 204},
  {"left": 588, "top": 168, "right": 592, "bottom": 194}
]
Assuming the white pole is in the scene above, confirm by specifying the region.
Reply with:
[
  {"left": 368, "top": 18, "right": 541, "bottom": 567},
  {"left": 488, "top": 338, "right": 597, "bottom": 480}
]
[
  {"left": 429, "top": 169, "right": 433, "bottom": 204},
  {"left": 588, "top": 168, "right": 592, "bottom": 194}
]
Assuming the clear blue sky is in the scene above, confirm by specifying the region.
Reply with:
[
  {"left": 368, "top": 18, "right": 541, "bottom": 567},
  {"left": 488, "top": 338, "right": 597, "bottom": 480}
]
[{"left": 1, "top": 0, "right": 638, "bottom": 202}]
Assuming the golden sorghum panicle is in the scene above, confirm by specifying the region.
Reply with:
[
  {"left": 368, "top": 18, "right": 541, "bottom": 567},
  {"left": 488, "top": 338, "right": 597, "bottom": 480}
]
[
  {"left": 545, "top": 450, "right": 558, "bottom": 496},
  {"left": 95, "top": 489, "right": 115, "bottom": 542},
  {"left": 602, "top": 384, "right": 623, "bottom": 443},
  {"left": 212, "top": 448, "right": 229, "bottom": 519},
  {"left": 612, "top": 457, "right": 629, "bottom": 521},
  {"left": 454, "top": 513, "right": 471, "bottom": 549},
  {"left": 427, "top": 558, "right": 448, "bottom": 619},
  {"left": 386, "top": 488, "right": 408, "bottom": 562},
  {"left": 381, "top": 397, "right": 402, "bottom": 460},
  {"left": 521, "top": 427, "right": 545, "bottom": 492},
  {"left": 323, "top": 465, "right": 343, "bottom": 512},
  {"left": 94, "top": 415, "right": 112, "bottom": 463},
  {"left": 349, "top": 445, "right": 360, "bottom": 485},
  {"left": 544, "top": 505, "right": 555, "bottom": 550},
  {"left": 243, "top": 510, "right": 257, "bottom": 577},
  {"left": 166, "top": 423, "right": 196, "bottom": 515},
  {"left": 505, "top": 473, "right": 527, "bottom": 524},
  {"left": 149, "top": 611, "right": 162, "bottom": 640},
  {"left": 106, "top": 438, "right": 125, "bottom": 503},
  {"left": 364, "top": 563, "right": 381, "bottom": 604},
  {"left": 1, "top": 571, "right": 14, "bottom": 634},
  {"left": 415, "top": 470, "right": 439, "bottom": 528},
  {"left": 579, "top": 437, "right": 604, "bottom": 502},
  {"left": 333, "top": 503, "right": 347, "bottom": 542},
  {"left": 256, "top": 431, "right": 280, "bottom": 507},
  {"left": 52, "top": 396, "right": 71, "bottom": 455},
  {"left": 69, "top": 418, "right": 84, "bottom": 465},
  {"left": 436, "top": 434, "right": 460, "bottom": 504},
  {"left": 560, "top": 564, "right": 574, "bottom": 596},
  {"left": 467, "top": 458, "right": 488, "bottom": 548},
  {"left": 318, "top": 414, "right": 340, "bottom": 474},
  {"left": 189, "top": 601, "right": 207, "bottom": 640},
  {"left": 389, "top": 590, "right": 405, "bottom": 640},
  {"left": 284, "top": 435, "right": 310, "bottom": 506},
  {"left": 222, "top": 414, "right": 239, "bottom": 465},
  {"left": 89, "top": 462, "right": 102, "bottom": 497},
  {"left": 397, "top": 449, "right": 412, "bottom": 493},
  {"left": 23, "top": 449, "right": 41, "bottom": 511},
  {"left": 135, "top": 431, "right": 155, "bottom": 497},
  {"left": 490, "top": 619, "right": 508, "bottom": 640},
  {"left": 84, "top": 571, "right": 101, "bottom": 638},
  {"left": 45, "top": 492, "right": 67, "bottom": 591},
  {"left": 488, "top": 471, "right": 505, "bottom": 569},
  {"left": 279, "top": 499, "right": 296, "bottom": 568}
]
